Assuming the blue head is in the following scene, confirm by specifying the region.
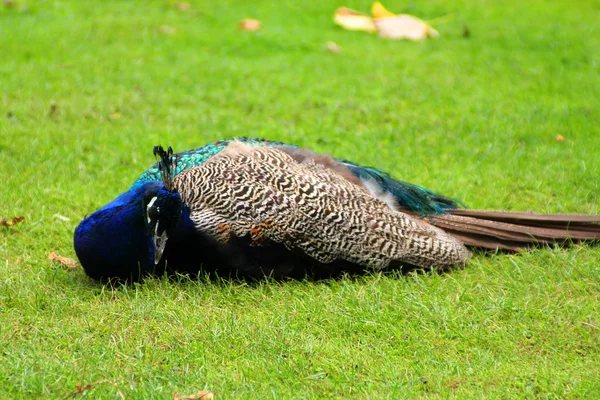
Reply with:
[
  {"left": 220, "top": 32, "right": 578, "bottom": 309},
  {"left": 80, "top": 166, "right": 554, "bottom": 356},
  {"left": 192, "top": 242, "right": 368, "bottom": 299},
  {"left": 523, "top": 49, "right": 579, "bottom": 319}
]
[{"left": 74, "top": 146, "right": 184, "bottom": 281}]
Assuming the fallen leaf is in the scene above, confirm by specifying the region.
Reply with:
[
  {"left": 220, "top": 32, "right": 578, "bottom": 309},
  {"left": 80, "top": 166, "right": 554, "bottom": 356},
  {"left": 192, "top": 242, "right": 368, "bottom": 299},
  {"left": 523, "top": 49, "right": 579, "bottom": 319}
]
[
  {"left": 333, "top": 7, "right": 376, "bottom": 32},
  {"left": 174, "top": 390, "right": 216, "bottom": 400},
  {"left": 49, "top": 102, "right": 58, "bottom": 117},
  {"left": 3, "top": 0, "right": 15, "bottom": 9},
  {"left": 48, "top": 251, "right": 79, "bottom": 270},
  {"left": 334, "top": 2, "right": 438, "bottom": 40},
  {"left": 374, "top": 14, "right": 438, "bottom": 40},
  {"left": 326, "top": 41, "right": 342, "bottom": 53},
  {"left": 159, "top": 25, "right": 177, "bottom": 35},
  {"left": 555, "top": 134, "right": 565, "bottom": 143},
  {"left": 371, "top": 1, "right": 395, "bottom": 18},
  {"left": 175, "top": 2, "right": 190, "bottom": 11},
  {"left": 0, "top": 216, "right": 24, "bottom": 227},
  {"left": 109, "top": 112, "right": 121, "bottom": 120},
  {"left": 238, "top": 19, "right": 261, "bottom": 31},
  {"left": 462, "top": 25, "right": 470, "bottom": 38}
]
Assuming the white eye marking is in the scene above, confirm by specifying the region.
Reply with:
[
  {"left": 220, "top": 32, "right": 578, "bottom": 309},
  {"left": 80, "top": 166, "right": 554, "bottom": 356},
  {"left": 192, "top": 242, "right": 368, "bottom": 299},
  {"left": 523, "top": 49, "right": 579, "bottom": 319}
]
[{"left": 147, "top": 196, "right": 158, "bottom": 224}]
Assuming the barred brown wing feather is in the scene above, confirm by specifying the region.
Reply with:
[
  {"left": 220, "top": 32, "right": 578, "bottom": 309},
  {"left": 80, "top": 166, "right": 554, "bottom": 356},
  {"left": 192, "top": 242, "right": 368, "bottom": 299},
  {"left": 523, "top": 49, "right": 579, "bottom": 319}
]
[{"left": 173, "top": 142, "right": 470, "bottom": 270}]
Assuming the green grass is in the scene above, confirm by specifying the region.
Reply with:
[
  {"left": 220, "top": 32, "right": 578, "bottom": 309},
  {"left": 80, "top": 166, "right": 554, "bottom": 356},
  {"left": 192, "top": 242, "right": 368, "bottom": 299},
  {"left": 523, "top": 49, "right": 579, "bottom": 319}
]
[{"left": 1, "top": 0, "right": 599, "bottom": 398}]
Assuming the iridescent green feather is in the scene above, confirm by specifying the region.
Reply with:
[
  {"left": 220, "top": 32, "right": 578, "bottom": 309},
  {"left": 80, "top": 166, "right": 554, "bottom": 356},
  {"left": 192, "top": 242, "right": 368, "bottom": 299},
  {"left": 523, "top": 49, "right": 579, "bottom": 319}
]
[
  {"left": 135, "top": 137, "right": 462, "bottom": 215},
  {"left": 136, "top": 138, "right": 289, "bottom": 183},
  {"left": 340, "top": 160, "right": 462, "bottom": 214}
]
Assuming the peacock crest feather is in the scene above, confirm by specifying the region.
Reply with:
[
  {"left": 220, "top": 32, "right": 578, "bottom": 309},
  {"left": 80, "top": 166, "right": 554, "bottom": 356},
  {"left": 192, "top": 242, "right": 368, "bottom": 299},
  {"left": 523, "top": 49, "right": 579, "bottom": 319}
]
[
  {"left": 138, "top": 138, "right": 289, "bottom": 183},
  {"left": 152, "top": 145, "right": 176, "bottom": 192}
]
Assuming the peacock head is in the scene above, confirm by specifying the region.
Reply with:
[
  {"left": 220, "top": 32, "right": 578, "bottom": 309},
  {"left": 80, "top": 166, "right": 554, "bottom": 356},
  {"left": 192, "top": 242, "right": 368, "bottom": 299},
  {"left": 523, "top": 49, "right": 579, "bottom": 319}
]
[
  {"left": 74, "top": 146, "right": 183, "bottom": 281},
  {"left": 145, "top": 145, "right": 182, "bottom": 266}
]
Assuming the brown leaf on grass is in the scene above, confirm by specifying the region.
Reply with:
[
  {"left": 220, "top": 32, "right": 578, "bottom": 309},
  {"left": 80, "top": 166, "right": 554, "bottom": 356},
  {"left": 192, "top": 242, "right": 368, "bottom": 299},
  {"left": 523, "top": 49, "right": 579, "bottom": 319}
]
[
  {"left": 159, "top": 25, "right": 177, "bottom": 35},
  {"left": 462, "top": 25, "right": 471, "bottom": 38},
  {"left": 48, "top": 251, "right": 79, "bottom": 271},
  {"left": 109, "top": 112, "right": 121, "bottom": 120},
  {"left": 3, "top": 0, "right": 15, "bottom": 9},
  {"left": 238, "top": 19, "right": 261, "bottom": 31},
  {"left": 174, "top": 390, "right": 216, "bottom": 400},
  {"left": 555, "top": 134, "right": 565, "bottom": 143},
  {"left": 0, "top": 216, "right": 24, "bottom": 227},
  {"left": 49, "top": 102, "right": 58, "bottom": 117},
  {"left": 333, "top": 7, "right": 376, "bottom": 32}
]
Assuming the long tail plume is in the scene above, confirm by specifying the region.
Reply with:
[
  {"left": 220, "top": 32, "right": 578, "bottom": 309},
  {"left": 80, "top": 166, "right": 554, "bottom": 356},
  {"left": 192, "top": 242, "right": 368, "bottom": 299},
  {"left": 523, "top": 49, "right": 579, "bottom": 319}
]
[{"left": 426, "top": 210, "right": 600, "bottom": 251}]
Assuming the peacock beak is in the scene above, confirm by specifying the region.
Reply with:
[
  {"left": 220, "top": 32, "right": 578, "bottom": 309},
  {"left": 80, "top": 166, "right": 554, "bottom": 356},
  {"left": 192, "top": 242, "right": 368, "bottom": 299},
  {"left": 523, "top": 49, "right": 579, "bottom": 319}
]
[{"left": 153, "top": 228, "right": 169, "bottom": 265}]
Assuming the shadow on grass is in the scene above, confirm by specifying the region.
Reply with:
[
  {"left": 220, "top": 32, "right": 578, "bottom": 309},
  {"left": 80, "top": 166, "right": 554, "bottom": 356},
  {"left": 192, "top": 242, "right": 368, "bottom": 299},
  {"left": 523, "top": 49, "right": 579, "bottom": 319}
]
[{"left": 80, "top": 242, "right": 587, "bottom": 291}]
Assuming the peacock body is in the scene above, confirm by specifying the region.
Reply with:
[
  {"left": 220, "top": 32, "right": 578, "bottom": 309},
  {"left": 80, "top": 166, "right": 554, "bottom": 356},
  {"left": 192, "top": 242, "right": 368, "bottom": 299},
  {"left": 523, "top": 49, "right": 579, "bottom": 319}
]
[{"left": 74, "top": 138, "right": 600, "bottom": 281}]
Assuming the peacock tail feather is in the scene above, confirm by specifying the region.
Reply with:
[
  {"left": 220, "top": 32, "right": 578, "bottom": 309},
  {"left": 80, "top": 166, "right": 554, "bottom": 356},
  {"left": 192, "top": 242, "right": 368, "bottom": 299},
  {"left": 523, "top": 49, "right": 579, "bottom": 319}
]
[{"left": 340, "top": 160, "right": 462, "bottom": 214}]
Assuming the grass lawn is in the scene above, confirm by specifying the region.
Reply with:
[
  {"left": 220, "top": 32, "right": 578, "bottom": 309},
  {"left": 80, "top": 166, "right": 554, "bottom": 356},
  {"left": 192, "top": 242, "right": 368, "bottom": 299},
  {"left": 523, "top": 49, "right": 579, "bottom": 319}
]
[{"left": 1, "top": 0, "right": 600, "bottom": 398}]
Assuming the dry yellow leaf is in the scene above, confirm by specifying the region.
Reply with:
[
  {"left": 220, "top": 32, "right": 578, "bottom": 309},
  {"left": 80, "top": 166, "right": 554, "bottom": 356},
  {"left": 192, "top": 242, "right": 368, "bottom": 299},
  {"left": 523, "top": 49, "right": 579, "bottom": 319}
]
[
  {"left": 371, "top": 1, "right": 396, "bottom": 18},
  {"left": 48, "top": 251, "right": 79, "bottom": 270},
  {"left": 374, "top": 14, "right": 438, "bottom": 40},
  {"left": 333, "top": 7, "right": 376, "bottom": 32},
  {"left": 109, "top": 112, "right": 121, "bottom": 120},
  {"left": 335, "top": 3, "right": 438, "bottom": 40},
  {"left": 238, "top": 19, "right": 261, "bottom": 31},
  {"left": 555, "top": 134, "right": 565, "bottom": 143}
]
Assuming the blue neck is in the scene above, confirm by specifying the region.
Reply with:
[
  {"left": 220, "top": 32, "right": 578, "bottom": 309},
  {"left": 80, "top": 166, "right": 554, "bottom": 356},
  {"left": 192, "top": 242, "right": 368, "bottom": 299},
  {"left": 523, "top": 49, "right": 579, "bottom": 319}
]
[{"left": 74, "top": 181, "right": 162, "bottom": 281}]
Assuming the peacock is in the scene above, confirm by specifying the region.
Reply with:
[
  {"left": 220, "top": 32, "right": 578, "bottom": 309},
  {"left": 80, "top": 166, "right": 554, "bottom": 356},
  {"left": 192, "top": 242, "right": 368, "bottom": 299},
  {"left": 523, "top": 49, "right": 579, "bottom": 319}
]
[{"left": 74, "top": 138, "right": 600, "bottom": 281}]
